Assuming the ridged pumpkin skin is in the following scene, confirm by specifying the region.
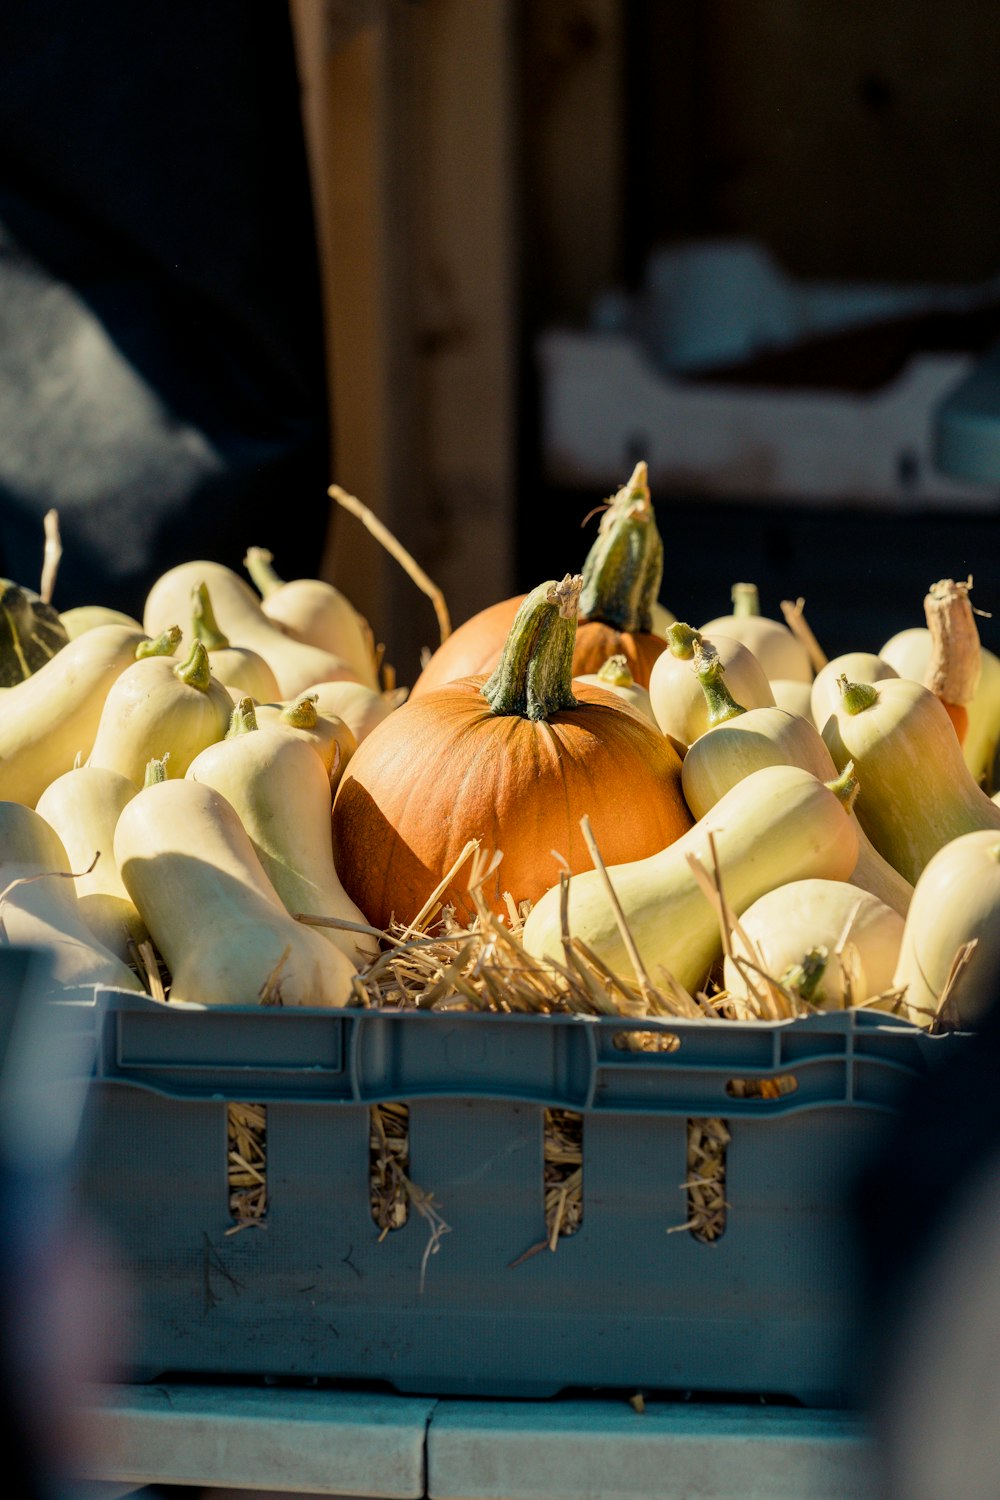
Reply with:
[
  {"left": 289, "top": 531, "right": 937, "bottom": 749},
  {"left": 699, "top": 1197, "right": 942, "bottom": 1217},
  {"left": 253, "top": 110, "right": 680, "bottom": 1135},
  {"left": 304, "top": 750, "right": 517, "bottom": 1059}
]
[{"left": 332, "top": 678, "right": 692, "bottom": 929}]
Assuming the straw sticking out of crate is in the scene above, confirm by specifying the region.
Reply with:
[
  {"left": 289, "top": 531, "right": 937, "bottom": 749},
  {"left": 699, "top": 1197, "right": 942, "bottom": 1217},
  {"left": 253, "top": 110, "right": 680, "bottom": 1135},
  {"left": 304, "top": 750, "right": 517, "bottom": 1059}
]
[{"left": 227, "top": 1103, "right": 267, "bottom": 1231}]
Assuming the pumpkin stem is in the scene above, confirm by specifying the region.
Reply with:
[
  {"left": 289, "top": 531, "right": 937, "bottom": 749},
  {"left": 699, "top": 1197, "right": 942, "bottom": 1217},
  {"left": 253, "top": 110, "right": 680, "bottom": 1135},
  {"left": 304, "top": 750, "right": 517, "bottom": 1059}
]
[
  {"left": 731, "top": 582, "right": 761, "bottom": 618},
  {"left": 136, "top": 625, "right": 182, "bottom": 659},
  {"left": 666, "top": 621, "right": 702, "bottom": 660},
  {"left": 191, "top": 581, "right": 230, "bottom": 651},
  {"left": 596, "top": 654, "right": 634, "bottom": 688},
  {"left": 244, "top": 546, "right": 285, "bottom": 600},
  {"left": 482, "top": 575, "right": 582, "bottom": 720},
  {"left": 694, "top": 642, "right": 747, "bottom": 726},
  {"left": 173, "top": 638, "right": 214, "bottom": 693},
  {"left": 280, "top": 694, "right": 320, "bottom": 729},
  {"left": 578, "top": 462, "right": 663, "bottom": 633},
  {"left": 227, "top": 697, "right": 259, "bottom": 736},
  {"left": 837, "top": 675, "right": 880, "bottom": 715}
]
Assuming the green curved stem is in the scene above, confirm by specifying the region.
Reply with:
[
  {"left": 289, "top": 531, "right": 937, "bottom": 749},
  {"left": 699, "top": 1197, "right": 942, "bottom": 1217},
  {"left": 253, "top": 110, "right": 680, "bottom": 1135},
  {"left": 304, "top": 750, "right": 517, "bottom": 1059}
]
[
  {"left": 136, "top": 626, "right": 182, "bottom": 659},
  {"left": 244, "top": 546, "right": 285, "bottom": 599},
  {"left": 482, "top": 575, "right": 581, "bottom": 720},
  {"left": 578, "top": 461, "right": 663, "bottom": 633},
  {"left": 695, "top": 645, "right": 746, "bottom": 726},
  {"left": 731, "top": 582, "right": 761, "bottom": 618},
  {"left": 174, "top": 639, "right": 213, "bottom": 693},
  {"left": 227, "top": 697, "right": 258, "bottom": 736},
  {"left": 191, "top": 581, "right": 230, "bottom": 651}
]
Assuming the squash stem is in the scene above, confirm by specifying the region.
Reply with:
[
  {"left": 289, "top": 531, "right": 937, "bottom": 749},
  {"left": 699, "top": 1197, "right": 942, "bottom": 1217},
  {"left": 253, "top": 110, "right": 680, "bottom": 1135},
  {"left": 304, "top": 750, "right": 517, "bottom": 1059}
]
[
  {"left": 191, "top": 581, "right": 230, "bottom": 651},
  {"left": 826, "top": 760, "right": 860, "bottom": 815},
  {"left": 666, "top": 622, "right": 702, "bottom": 660},
  {"left": 173, "top": 639, "right": 213, "bottom": 693},
  {"left": 837, "top": 675, "right": 880, "bottom": 715},
  {"left": 731, "top": 582, "right": 761, "bottom": 618},
  {"left": 144, "top": 756, "right": 169, "bottom": 786},
  {"left": 482, "top": 575, "right": 582, "bottom": 720},
  {"left": 136, "top": 626, "right": 182, "bottom": 659},
  {"left": 596, "top": 654, "right": 634, "bottom": 688},
  {"left": 694, "top": 643, "right": 747, "bottom": 727},
  {"left": 578, "top": 462, "right": 663, "bottom": 633},
  {"left": 780, "top": 948, "right": 828, "bottom": 1007},
  {"left": 244, "top": 546, "right": 285, "bottom": 599},
  {"left": 281, "top": 694, "right": 320, "bottom": 729},
  {"left": 227, "top": 697, "right": 259, "bottom": 736}
]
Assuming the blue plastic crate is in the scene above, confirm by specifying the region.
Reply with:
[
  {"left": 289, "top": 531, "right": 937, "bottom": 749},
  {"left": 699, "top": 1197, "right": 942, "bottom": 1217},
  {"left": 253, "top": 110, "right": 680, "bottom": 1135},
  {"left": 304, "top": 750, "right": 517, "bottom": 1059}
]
[{"left": 70, "top": 993, "right": 961, "bottom": 1405}]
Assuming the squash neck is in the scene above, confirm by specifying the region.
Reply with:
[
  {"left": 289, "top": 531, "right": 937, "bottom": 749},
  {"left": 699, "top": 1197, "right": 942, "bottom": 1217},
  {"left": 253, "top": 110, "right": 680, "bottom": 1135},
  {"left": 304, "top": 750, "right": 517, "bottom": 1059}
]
[
  {"left": 482, "top": 575, "right": 581, "bottom": 720},
  {"left": 578, "top": 461, "right": 663, "bottom": 633}
]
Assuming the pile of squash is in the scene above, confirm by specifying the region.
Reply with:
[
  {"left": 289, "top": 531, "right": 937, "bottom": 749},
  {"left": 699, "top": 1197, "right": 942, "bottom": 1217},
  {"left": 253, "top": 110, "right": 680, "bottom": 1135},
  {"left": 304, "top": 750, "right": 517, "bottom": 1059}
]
[{"left": 2, "top": 463, "right": 999, "bottom": 1029}]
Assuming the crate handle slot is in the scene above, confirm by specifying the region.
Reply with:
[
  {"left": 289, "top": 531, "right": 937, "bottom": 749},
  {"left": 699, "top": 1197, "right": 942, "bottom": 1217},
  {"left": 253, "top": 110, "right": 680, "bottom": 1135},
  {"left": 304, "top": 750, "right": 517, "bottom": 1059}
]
[
  {"left": 226, "top": 1102, "right": 268, "bottom": 1231},
  {"left": 725, "top": 1074, "right": 799, "bottom": 1101}
]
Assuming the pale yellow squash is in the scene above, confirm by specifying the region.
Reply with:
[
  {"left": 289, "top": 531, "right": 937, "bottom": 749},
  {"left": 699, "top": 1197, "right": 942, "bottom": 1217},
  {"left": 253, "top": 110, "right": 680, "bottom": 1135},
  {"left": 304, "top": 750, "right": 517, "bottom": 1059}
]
[
  {"left": 810, "top": 652, "right": 898, "bottom": 735},
  {"left": 186, "top": 725, "right": 376, "bottom": 964},
  {"left": 892, "top": 829, "right": 1000, "bottom": 1029},
  {"left": 115, "top": 777, "right": 357, "bottom": 1006},
  {"left": 0, "top": 624, "right": 149, "bottom": 806},
  {"left": 0, "top": 801, "right": 144, "bottom": 993},
  {"left": 724, "top": 879, "right": 904, "bottom": 1011},
  {"left": 35, "top": 765, "right": 147, "bottom": 961},
  {"left": 647, "top": 623, "right": 774, "bottom": 748},
  {"left": 522, "top": 764, "right": 858, "bottom": 995},
  {"left": 244, "top": 547, "right": 379, "bottom": 690},
  {"left": 822, "top": 676, "right": 1000, "bottom": 886}
]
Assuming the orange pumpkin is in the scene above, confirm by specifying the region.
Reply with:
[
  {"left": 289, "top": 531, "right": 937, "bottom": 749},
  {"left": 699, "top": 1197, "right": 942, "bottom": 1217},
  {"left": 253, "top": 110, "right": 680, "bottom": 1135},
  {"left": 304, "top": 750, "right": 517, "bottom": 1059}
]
[
  {"left": 410, "top": 461, "right": 667, "bottom": 699},
  {"left": 332, "top": 575, "right": 692, "bottom": 930}
]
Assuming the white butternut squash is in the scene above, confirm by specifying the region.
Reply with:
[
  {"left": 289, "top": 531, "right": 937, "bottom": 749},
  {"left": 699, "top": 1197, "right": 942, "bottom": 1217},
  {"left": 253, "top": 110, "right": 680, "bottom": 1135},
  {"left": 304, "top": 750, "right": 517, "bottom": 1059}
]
[
  {"left": 647, "top": 622, "right": 774, "bottom": 748},
  {"left": 522, "top": 763, "right": 859, "bottom": 994},
  {"left": 0, "top": 624, "right": 149, "bottom": 806},
  {"left": 724, "top": 879, "right": 904, "bottom": 1011},
  {"left": 700, "top": 582, "right": 812, "bottom": 683},
  {"left": 144, "top": 559, "right": 366, "bottom": 698},
  {"left": 115, "top": 775, "right": 357, "bottom": 1006},
  {"left": 190, "top": 580, "right": 281, "bottom": 703},
  {"left": 89, "top": 640, "right": 234, "bottom": 785},
  {"left": 244, "top": 547, "right": 379, "bottom": 690},
  {"left": 253, "top": 695, "right": 355, "bottom": 786},
  {"left": 0, "top": 802, "right": 143, "bottom": 993},
  {"left": 880, "top": 626, "right": 1000, "bottom": 791},
  {"left": 822, "top": 675, "right": 1000, "bottom": 886},
  {"left": 810, "top": 652, "right": 898, "bottom": 735},
  {"left": 892, "top": 830, "right": 1000, "bottom": 1029},
  {"left": 186, "top": 723, "right": 376, "bottom": 964},
  {"left": 679, "top": 649, "right": 912, "bottom": 915},
  {"left": 35, "top": 766, "right": 146, "bottom": 961}
]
